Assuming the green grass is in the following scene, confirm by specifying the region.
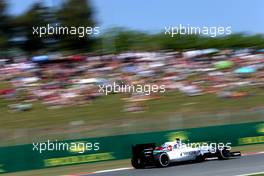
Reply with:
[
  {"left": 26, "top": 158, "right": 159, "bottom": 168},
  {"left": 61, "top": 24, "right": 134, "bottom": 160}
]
[
  {"left": 0, "top": 85, "right": 264, "bottom": 145},
  {"left": 1, "top": 89, "right": 264, "bottom": 129},
  {"left": 0, "top": 81, "right": 12, "bottom": 89}
]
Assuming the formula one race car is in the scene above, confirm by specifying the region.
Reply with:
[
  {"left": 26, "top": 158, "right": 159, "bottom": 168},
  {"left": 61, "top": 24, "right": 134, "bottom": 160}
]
[{"left": 131, "top": 139, "right": 241, "bottom": 168}]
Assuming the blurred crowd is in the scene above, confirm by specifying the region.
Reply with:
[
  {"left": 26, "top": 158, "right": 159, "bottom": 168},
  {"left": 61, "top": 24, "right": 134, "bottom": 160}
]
[{"left": 1, "top": 48, "right": 264, "bottom": 112}]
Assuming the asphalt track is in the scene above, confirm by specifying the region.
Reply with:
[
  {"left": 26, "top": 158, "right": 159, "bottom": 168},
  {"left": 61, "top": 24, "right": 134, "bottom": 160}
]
[{"left": 87, "top": 154, "right": 264, "bottom": 176}]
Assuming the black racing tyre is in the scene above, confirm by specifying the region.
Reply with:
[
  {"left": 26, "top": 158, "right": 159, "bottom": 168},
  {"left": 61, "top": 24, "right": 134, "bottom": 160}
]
[
  {"left": 217, "top": 148, "right": 231, "bottom": 160},
  {"left": 155, "top": 153, "right": 170, "bottom": 167},
  {"left": 131, "top": 158, "right": 145, "bottom": 169},
  {"left": 195, "top": 154, "right": 206, "bottom": 162}
]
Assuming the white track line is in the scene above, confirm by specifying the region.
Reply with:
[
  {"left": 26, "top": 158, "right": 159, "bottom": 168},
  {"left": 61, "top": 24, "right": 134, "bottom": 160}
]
[
  {"left": 94, "top": 167, "right": 133, "bottom": 174},
  {"left": 234, "top": 171, "right": 264, "bottom": 176},
  {"left": 63, "top": 151, "right": 264, "bottom": 176}
]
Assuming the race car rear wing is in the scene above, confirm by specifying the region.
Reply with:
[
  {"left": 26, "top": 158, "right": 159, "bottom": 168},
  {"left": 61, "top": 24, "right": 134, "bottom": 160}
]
[{"left": 131, "top": 143, "right": 156, "bottom": 158}]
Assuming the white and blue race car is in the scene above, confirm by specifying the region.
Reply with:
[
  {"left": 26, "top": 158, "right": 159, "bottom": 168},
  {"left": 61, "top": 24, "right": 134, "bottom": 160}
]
[{"left": 131, "top": 139, "right": 241, "bottom": 168}]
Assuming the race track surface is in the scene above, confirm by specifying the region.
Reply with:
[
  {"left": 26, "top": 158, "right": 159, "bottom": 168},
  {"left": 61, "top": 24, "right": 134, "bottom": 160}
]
[{"left": 88, "top": 154, "right": 264, "bottom": 176}]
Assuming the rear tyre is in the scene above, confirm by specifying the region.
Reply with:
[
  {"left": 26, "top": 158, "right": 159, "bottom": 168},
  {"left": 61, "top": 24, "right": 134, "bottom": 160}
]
[
  {"left": 195, "top": 154, "right": 205, "bottom": 162},
  {"left": 155, "top": 153, "right": 170, "bottom": 167},
  {"left": 131, "top": 158, "right": 145, "bottom": 169}
]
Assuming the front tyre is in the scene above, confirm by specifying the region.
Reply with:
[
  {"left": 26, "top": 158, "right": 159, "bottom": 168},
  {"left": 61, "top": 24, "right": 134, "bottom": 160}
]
[
  {"left": 155, "top": 153, "right": 170, "bottom": 167},
  {"left": 218, "top": 148, "right": 231, "bottom": 160}
]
